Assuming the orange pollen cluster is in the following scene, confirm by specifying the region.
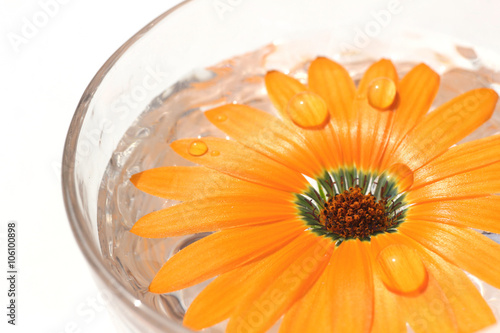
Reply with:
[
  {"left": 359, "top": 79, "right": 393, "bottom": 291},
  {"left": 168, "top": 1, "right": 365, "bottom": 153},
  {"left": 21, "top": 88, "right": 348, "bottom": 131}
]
[{"left": 319, "top": 186, "right": 392, "bottom": 239}]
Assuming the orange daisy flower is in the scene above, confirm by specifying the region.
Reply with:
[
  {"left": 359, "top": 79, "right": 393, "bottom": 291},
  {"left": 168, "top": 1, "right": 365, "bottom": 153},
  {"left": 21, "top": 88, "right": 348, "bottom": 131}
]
[{"left": 130, "top": 57, "right": 500, "bottom": 333}]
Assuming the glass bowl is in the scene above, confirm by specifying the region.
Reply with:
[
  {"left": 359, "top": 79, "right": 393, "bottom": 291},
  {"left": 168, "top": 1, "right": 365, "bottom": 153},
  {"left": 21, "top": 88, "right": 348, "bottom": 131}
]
[{"left": 63, "top": 0, "right": 500, "bottom": 332}]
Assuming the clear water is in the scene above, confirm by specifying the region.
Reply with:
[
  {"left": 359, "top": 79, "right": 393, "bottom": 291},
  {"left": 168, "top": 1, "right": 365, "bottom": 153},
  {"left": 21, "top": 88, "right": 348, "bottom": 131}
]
[{"left": 98, "top": 37, "right": 500, "bottom": 332}]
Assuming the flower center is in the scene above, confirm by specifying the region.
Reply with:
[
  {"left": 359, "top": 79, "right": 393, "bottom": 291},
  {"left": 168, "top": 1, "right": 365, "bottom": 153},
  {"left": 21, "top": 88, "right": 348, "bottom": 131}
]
[
  {"left": 319, "top": 186, "right": 393, "bottom": 240},
  {"left": 295, "top": 168, "right": 408, "bottom": 243}
]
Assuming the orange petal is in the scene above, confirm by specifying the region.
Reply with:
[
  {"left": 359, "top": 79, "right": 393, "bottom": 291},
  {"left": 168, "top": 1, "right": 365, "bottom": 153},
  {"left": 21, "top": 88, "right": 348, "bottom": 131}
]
[
  {"left": 308, "top": 57, "right": 356, "bottom": 119},
  {"left": 403, "top": 273, "right": 457, "bottom": 333},
  {"left": 357, "top": 59, "right": 398, "bottom": 93},
  {"left": 265, "top": 70, "right": 341, "bottom": 168},
  {"left": 370, "top": 268, "right": 407, "bottom": 333},
  {"left": 185, "top": 232, "right": 323, "bottom": 330},
  {"left": 308, "top": 57, "right": 356, "bottom": 166},
  {"left": 130, "top": 195, "right": 295, "bottom": 238},
  {"left": 329, "top": 239, "right": 374, "bottom": 333},
  {"left": 406, "top": 162, "right": 500, "bottom": 203},
  {"left": 412, "top": 237, "right": 496, "bottom": 332},
  {"left": 393, "top": 88, "right": 498, "bottom": 171},
  {"left": 300, "top": 122, "right": 342, "bottom": 170},
  {"left": 183, "top": 260, "right": 262, "bottom": 330},
  {"left": 148, "top": 220, "right": 304, "bottom": 293},
  {"left": 406, "top": 196, "right": 500, "bottom": 234},
  {"left": 378, "top": 232, "right": 496, "bottom": 333},
  {"left": 380, "top": 64, "right": 440, "bottom": 169},
  {"left": 265, "top": 70, "right": 306, "bottom": 117},
  {"left": 353, "top": 59, "right": 399, "bottom": 169},
  {"left": 371, "top": 233, "right": 457, "bottom": 333},
  {"left": 400, "top": 220, "right": 500, "bottom": 290},
  {"left": 227, "top": 235, "right": 333, "bottom": 333},
  {"left": 130, "top": 166, "right": 291, "bottom": 201},
  {"left": 365, "top": 236, "right": 408, "bottom": 333},
  {"left": 279, "top": 262, "right": 335, "bottom": 333},
  {"left": 205, "top": 104, "right": 323, "bottom": 177},
  {"left": 412, "top": 134, "right": 500, "bottom": 189},
  {"left": 171, "top": 137, "right": 308, "bottom": 192}
]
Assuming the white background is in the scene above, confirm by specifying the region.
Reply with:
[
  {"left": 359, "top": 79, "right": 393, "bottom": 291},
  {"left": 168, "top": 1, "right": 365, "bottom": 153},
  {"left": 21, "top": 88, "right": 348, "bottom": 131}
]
[
  {"left": 0, "top": 1, "right": 181, "bottom": 332},
  {"left": 1, "top": 0, "right": 500, "bottom": 333}
]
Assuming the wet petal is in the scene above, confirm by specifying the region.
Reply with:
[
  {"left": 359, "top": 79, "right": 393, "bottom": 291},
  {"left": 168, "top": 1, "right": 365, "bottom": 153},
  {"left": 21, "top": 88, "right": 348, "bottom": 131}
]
[
  {"left": 413, "top": 237, "right": 496, "bottom": 333},
  {"left": 131, "top": 195, "right": 295, "bottom": 237},
  {"left": 171, "top": 137, "right": 308, "bottom": 192},
  {"left": 308, "top": 57, "right": 356, "bottom": 118},
  {"left": 354, "top": 59, "right": 399, "bottom": 169},
  {"left": 369, "top": 236, "right": 408, "bottom": 333},
  {"left": 400, "top": 220, "right": 500, "bottom": 290},
  {"left": 385, "top": 163, "right": 414, "bottom": 191},
  {"left": 308, "top": 57, "right": 356, "bottom": 165},
  {"left": 286, "top": 91, "right": 330, "bottom": 129},
  {"left": 205, "top": 104, "right": 323, "bottom": 177},
  {"left": 265, "top": 69, "right": 342, "bottom": 168},
  {"left": 394, "top": 88, "right": 498, "bottom": 171},
  {"left": 403, "top": 274, "right": 457, "bottom": 333},
  {"left": 265, "top": 70, "right": 306, "bottom": 117},
  {"left": 367, "top": 77, "right": 397, "bottom": 110},
  {"left": 380, "top": 232, "right": 496, "bottom": 333},
  {"left": 370, "top": 263, "right": 407, "bottom": 332},
  {"left": 381, "top": 64, "right": 440, "bottom": 169},
  {"left": 131, "top": 166, "right": 291, "bottom": 201},
  {"left": 371, "top": 233, "right": 457, "bottom": 333},
  {"left": 148, "top": 220, "right": 304, "bottom": 293},
  {"left": 375, "top": 243, "right": 428, "bottom": 295}
]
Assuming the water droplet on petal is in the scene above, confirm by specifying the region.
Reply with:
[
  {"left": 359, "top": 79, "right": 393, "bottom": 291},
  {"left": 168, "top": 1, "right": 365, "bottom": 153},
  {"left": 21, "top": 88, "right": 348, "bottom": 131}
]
[
  {"left": 210, "top": 150, "right": 220, "bottom": 157},
  {"left": 368, "top": 78, "right": 397, "bottom": 110},
  {"left": 215, "top": 114, "right": 227, "bottom": 122},
  {"left": 286, "top": 91, "right": 329, "bottom": 129},
  {"left": 376, "top": 244, "right": 428, "bottom": 295},
  {"left": 188, "top": 140, "right": 208, "bottom": 156},
  {"left": 387, "top": 163, "right": 414, "bottom": 191}
]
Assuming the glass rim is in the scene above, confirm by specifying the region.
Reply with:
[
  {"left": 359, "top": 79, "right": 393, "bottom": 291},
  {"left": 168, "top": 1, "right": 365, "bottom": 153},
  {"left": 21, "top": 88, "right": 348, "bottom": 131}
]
[{"left": 61, "top": 1, "right": 194, "bottom": 331}]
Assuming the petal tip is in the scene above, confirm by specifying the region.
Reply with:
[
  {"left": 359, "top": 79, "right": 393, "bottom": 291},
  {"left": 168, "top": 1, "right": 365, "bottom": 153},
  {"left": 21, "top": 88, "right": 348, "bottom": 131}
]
[
  {"left": 148, "top": 281, "right": 165, "bottom": 294},
  {"left": 312, "top": 56, "right": 330, "bottom": 63},
  {"left": 182, "top": 317, "right": 202, "bottom": 332},
  {"left": 129, "top": 222, "right": 142, "bottom": 237},
  {"left": 129, "top": 215, "right": 161, "bottom": 238},
  {"left": 148, "top": 272, "right": 178, "bottom": 294},
  {"left": 483, "top": 87, "right": 499, "bottom": 100},
  {"left": 129, "top": 172, "right": 142, "bottom": 186},
  {"left": 204, "top": 106, "right": 223, "bottom": 122},
  {"left": 169, "top": 139, "right": 187, "bottom": 154},
  {"left": 475, "top": 87, "right": 498, "bottom": 117}
]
